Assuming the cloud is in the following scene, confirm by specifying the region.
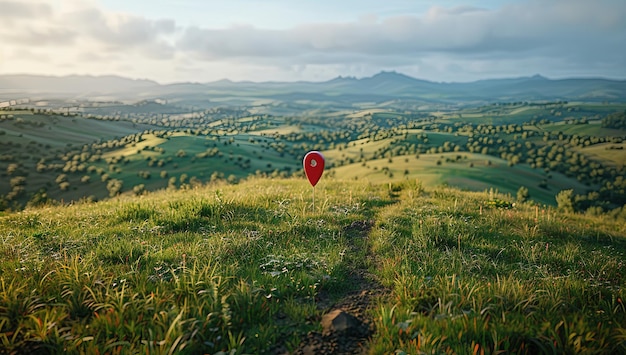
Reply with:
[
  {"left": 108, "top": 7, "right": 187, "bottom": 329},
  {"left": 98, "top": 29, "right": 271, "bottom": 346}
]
[
  {"left": 3, "top": 27, "right": 78, "bottom": 46},
  {"left": 0, "top": 1, "right": 177, "bottom": 60},
  {"left": 1, "top": 0, "right": 624, "bottom": 82},
  {"left": 67, "top": 8, "right": 176, "bottom": 48},
  {"left": 8, "top": 48, "right": 52, "bottom": 63},
  {"left": 177, "top": 0, "right": 626, "bottom": 61},
  {"left": 78, "top": 51, "right": 120, "bottom": 62},
  {"left": 169, "top": 0, "right": 626, "bottom": 81},
  {"left": 0, "top": 1, "right": 51, "bottom": 19}
]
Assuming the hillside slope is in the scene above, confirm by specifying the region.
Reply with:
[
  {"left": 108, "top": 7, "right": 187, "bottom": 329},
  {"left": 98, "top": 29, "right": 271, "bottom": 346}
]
[{"left": 1, "top": 178, "right": 625, "bottom": 353}]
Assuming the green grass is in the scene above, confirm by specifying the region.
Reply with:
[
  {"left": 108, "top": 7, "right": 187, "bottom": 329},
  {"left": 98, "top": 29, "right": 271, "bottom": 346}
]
[
  {"left": 0, "top": 178, "right": 389, "bottom": 353},
  {"left": 82, "top": 131, "right": 300, "bottom": 197},
  {"left": 367, "top": 183, "right": 626, "bottom": 354},
  {"left": 330, "top": 152, "right": 591, "bottom": 205},
  {"left": 577, "top": 142, "right": 626, "bottom": 167},
  {"left": 2, "top": 101, "right": 624, "bottom": 212},
  {"left": 542, "top": 121, "right": 625, "bottom": 137},
  {"left": 0, "top": 112, "right": 155, "bottom": 149},
  {"left": 1, "top": 177, "right": 625, "bottom": 353}
]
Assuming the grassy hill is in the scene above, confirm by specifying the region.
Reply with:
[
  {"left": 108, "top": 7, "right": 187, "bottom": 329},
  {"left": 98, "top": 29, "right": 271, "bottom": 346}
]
[
  {"left": 2, "top": 100, "right": 625, "bottom": 214},
  {"left": 329, "top": 152, "right": 591, "bottom": 206},
  {"left": 1, "top": 178, "right": 625, "bottom": 353}
]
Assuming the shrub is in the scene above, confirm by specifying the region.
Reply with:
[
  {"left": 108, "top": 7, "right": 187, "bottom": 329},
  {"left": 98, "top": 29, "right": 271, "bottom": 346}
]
[
  {"left": 516, "top": 186, "right": 529, "bottom": 203},
  {"left": 107, "top": 179, "right": 123, "bottom": 197},
  {"left": 556, "top": 189, "right": 574, "bottom": 213}
]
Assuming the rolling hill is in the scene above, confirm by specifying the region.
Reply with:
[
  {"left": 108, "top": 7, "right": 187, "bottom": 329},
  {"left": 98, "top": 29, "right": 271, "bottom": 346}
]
[
  {"left": 0, "top": 178, "right": 625, "bottom": 353},
  {"left": 1, "top": 71, "right": 624, "bottom": 214},
  {"left": 1, "top": 73, "right": 625, "bottom": 352}
]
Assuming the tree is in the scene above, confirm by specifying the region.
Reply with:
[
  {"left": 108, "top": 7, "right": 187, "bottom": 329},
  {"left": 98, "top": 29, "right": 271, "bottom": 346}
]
[
  {"left": 167, "top": 177, "right": 177, "bottom": 190},
  {"left": 6, "top": 163, "right": 19, "bottom": 175},
  {"left": 55, "top": 174, "right": 68, "bottom": 184},
  {"left": 133, "top": 184, "right": 146, "bottom": 196},
  {"left": 516, "top": 186, "right": 530, "bottom": 203},
  {"left": 601, "top": 110, "right": 626, "bottom": 129},
  {"left": 10, "top": 176, "right": 26, "bottom": 188},
  {"left": 210, "top": 171, "right": 224, "bottom": 182},
  {"left": 556, "top": 189, "right": 575, "bottom": 213},
  {"left": 107, "top": 179, "right": 123, "bottom": 197}
]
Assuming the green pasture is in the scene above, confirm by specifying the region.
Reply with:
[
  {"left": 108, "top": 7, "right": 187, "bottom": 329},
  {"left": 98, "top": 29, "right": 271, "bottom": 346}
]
[
  {"left": 346, "top": 109, "right": 389, "bottom": 118},
  {"left": 542, "top": 121, "right": 626, "bottom": 137},
  {"left": 323, "top": 131, "right": 467, "bottom": 163},
  {"left": 577, "top": 142, "right": 626, "bottom": 167},
  {"left": 415, "top": 131, "right": 468, "bottom": 147},
  {"left": 574, "top": 102, "right": 626, "bottom": 114},
  {"left": 91, "top": 132, "right": 302, "bottom": 193},
  {"left": 2, "top": 100, "right": 625, "bottom": 214},
  {"left": 250, "top": 125, "right": 302, "bottom": 136},
  {"left": 101, "top": 133, "right": 169, "bottom": 159},
  {"left": 0, "top": 112, "right": 154, "bottom": 150},
  {"left": 439, "top": 105, "right": 546, "bottom": 125},
  {"left": 439, "top": 102, "right": 626, "bottom": 126},
  {"left": 330, "top": 152, "right": 591, "bottom": 206},
  {"left": 323, "top": 137, "right": 395, "bottom": 162}
]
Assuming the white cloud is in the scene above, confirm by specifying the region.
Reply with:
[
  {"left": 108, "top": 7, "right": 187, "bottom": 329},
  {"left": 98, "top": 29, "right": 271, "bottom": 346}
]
[
  {"left": 176, "top": 0, "right": 626, "bottom": 59},
  {"left": 0, "top": 1, "right": 51, "bottom": 19},
  {"left": 66, "top": 8, "right": 176, "bottom": 48},
  {"left": 0, "top": 0, "right": 624, "bottom": 82}
]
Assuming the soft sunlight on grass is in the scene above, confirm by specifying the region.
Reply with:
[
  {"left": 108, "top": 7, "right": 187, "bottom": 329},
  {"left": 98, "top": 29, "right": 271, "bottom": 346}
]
[
  {"left": 1, "top": 177, "right": 625, "bottom": 353},
  {"left": 368, "top": 183, "right": 626, "bottom": 354}
]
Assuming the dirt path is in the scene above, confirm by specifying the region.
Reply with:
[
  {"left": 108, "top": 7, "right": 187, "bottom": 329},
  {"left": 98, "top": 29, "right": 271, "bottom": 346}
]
[{"left": 290, "top": 220, "right": 389, "bottom": 355}]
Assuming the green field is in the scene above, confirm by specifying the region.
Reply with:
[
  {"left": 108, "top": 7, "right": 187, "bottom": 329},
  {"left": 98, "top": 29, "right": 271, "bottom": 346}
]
[
  {"left": 1, "top": 178, "right": 625, "bottom": 353},
  {"left": 1, "top": 101, "right": 625, "bottom": 215},
  {"left": 0, "top": 111, "right": 155, "bottom": 149},
  {"left": 2, "top": 87, "right": 626, "bottom": 352},
  {"left": 578, "top": 143, "right": 626, "bottom": 167},
  {"left": 543, "top": 121, "right": 625, "bottom": 137},
  {"left": 330, "top": 152, "right": 591, "bottom": 206}
]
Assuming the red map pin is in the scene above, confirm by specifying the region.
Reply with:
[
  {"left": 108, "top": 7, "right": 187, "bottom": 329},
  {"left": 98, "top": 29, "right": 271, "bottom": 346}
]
[{"left": 303, "top": 151, "right": 325, "bottom": 187}]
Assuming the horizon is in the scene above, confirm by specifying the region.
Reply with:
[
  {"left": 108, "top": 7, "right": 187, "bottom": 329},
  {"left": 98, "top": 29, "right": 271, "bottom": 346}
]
[
  {"left": 1, "top": 0, "right": 625, "bottom": 84},
  {"left": 2, "top": 71, "right": 625, "bottom": 86}
]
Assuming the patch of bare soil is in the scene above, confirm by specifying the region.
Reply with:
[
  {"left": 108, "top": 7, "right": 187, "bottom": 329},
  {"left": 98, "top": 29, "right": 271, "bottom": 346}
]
[{"left": 288, "top": 220, "right": 389, "bottom": 355}]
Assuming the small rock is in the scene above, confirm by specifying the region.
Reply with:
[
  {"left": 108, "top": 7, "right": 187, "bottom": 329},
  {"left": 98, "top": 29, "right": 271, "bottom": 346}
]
[
  {"left": 321, "top": 310, "right": 362, "bottom": 335},
  {"left": 302, "top": 345, "right": 317, "bottom": 355}
]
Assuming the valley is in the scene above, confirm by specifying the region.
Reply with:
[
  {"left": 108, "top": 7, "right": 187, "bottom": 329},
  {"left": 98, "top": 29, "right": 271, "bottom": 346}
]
[{"left": 1, "top": 73, "right": 626, "bottom": 353}]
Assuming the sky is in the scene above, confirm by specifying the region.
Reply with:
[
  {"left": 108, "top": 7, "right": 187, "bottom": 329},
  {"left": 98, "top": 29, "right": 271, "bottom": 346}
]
[{"left": 0, "top": 0, "right": 625, "bottom": 83}]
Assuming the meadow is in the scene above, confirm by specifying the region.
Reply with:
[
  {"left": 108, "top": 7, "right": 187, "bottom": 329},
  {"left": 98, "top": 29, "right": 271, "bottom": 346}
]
[
  {"left": 3, "top": 100, "right": 625, "bottom": 215},
  {"left": 1, "top": 73, "right": 626, "bottom": 353},
  {"left": 330, "top": 152, "right": 591, "bottom": 206},
  {"left": 1, "top": 177, "right": 625, "bottom": 353}
]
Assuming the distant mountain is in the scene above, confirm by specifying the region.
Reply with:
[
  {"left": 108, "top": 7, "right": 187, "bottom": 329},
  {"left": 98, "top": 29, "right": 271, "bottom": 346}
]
[
  {"left": 0, "top": 72, "right": 624, "bottom": 103},
  {"left": 309, "top": 72, "right": 626, "bottom": 101},
  {"left": 316, "top": 71, "right": 439, "bottom": 96}
]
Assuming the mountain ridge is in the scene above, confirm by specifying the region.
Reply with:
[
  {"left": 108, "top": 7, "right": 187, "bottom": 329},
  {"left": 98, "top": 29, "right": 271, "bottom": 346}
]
[{"left": 1, "top": 72, "right": 625, "bottom": 103}]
